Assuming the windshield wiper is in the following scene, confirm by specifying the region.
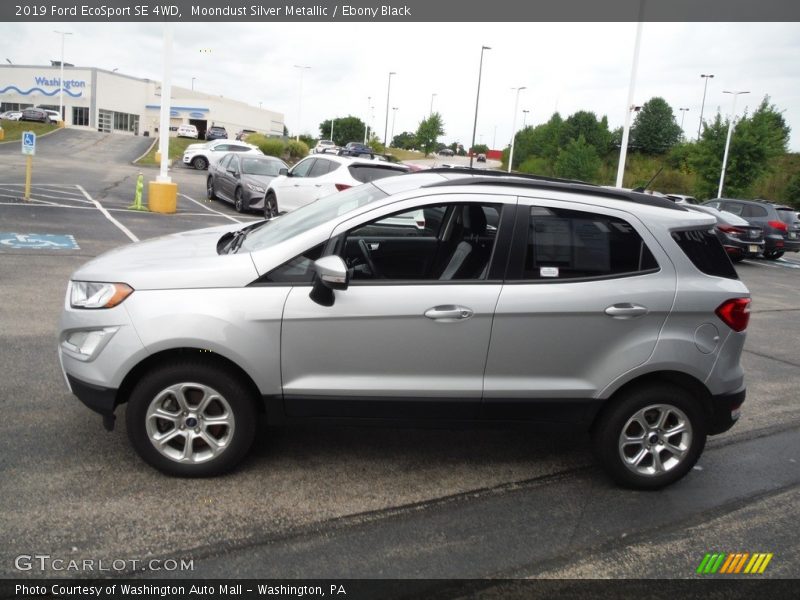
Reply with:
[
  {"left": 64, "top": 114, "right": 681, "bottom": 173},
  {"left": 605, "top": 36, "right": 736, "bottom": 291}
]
[{"left": 225, "top": 219, "right": 272, "bottom": 254}]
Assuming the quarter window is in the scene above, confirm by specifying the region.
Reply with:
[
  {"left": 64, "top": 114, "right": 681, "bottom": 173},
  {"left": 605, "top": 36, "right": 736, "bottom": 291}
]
[
  {"left": 308, "top": 159, "right": 336, "bottom": 177},
  {"left": 517, "top": 206, "right": 658, "bottom": 280}
]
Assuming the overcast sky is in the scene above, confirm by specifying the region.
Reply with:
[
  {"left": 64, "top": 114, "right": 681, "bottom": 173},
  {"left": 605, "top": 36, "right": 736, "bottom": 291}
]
[{"left": 2, "top": 22, "right": 799, "bottom": 150}]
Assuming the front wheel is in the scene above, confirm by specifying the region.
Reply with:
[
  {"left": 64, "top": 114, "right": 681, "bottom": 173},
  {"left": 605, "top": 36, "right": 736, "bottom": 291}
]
[
  {"left": 593, "top": 384, "right": 707, "bottom": 490},
  {"left": 206, "top": 176, "right": 216, "bottom": 200},
  {"left": 126, "top": 361, "right": 257, "bottom": 477},
  {"left": 264, "top": 192, "right": 278, "bottom": 219},
  {"left": 192, "top": 156, "right": 209, "bottom": 170}
]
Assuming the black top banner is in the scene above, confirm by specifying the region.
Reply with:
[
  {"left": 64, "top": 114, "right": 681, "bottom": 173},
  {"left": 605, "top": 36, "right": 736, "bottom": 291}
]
[{"left": 4, "top": 0, "right": 800, "bottom": 22}]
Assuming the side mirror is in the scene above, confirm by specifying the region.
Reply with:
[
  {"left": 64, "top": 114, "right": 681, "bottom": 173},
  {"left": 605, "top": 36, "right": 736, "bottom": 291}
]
[
  {"left": 309, "top": 255, "right": 349, "bottom": 307},
  {"left": 279, "top": 167, "right": 289, "bottom": 176}
]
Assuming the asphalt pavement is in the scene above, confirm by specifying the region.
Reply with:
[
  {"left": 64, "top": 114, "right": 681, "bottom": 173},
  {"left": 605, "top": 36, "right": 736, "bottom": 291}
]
[{"left": 0, "top": 129, "right": 799, "bottom": 584}]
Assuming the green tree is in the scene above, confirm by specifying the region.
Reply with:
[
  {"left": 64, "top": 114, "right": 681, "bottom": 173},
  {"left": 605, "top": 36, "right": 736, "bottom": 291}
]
[
  {"left": 319, "top": 116, "right": 367, "bottom": 148},
  {"left": 785, "top": 172, "right": 800, "bottom": 208},
  {"left": 503, "top": 113, "right": 564, "bottom": 169},
  {"left": 471, "top": 143, "right": 489, "bottom": 154},
  {"left": 630, "top": 97, "right": 682, "bottom": 154},
  {"left": 416, "top": 112, "right": 445, "bottom": 156},
  {"left": 561, "top": 111, "right": 612, "bottom": 155},
  {"left": 554, "top": 135, "right": 601, "bottom": 181},
  {"left": 391, "top": 131, "right": 417, "bottom": 150}
]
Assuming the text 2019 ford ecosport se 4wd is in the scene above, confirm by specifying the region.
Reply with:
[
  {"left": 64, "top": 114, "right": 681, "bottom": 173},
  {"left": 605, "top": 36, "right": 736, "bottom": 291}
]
[{"left": 58, "top": 170, "right": 750, "bottom": 489}]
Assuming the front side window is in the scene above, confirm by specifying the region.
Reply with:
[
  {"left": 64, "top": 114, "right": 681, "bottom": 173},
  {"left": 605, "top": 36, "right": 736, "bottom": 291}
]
[
  {"left": 516, "top": 206, "right": 658, "bottom": 280},
  {"left": 263, "top": 244, "right": 325, "bottom": 283},
  {"left": 290, "top": 158, "right": 315, "bottom": 178}
]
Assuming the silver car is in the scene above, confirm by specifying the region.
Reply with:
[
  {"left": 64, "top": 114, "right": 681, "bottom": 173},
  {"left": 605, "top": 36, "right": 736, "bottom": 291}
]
[{"left": 58, "top": 172, "right": 750, "bottom": 489}]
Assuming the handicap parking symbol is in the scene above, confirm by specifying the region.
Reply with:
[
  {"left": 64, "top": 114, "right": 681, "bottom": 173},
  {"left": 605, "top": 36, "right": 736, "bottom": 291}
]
[{"left": 0, "top": 233, "right": 79, "bottom": 250}]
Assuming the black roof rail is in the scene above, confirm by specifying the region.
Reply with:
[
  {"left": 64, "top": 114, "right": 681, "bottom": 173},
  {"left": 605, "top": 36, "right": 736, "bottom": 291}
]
[
  {"left": 422, "top": 174, "right": 687, "bottom": 212},
  {"left": 421, "top": 166, "right": 591, "bottom": 186}
]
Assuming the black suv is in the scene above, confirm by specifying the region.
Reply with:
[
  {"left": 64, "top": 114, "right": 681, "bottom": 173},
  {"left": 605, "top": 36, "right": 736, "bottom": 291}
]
[
  {"left": 206, "top": 126, "right": 228, "bottom": 141},
  {"left": 703, "top": 198, "right": 800, "bottom": 260}
]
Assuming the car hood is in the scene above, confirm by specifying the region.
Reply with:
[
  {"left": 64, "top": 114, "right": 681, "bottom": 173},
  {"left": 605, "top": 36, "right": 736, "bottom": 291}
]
[
  {"left": 242, "top": 173, "right": 277, "bottom": 188},
  {"left": 70, "top": 223, "right": 260, "bottom": 290}
]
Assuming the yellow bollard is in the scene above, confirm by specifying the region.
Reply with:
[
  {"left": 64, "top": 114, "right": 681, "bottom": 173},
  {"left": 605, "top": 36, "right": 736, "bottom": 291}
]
[
  {"left": 148, "top": 180, "right": 178, "bottom": 214},
  {"left": 0, "top": 127, "right": 5, "bottom": 141}
]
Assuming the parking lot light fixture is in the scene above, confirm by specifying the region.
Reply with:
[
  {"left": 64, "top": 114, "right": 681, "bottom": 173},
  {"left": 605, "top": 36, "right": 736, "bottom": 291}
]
[
  {"left": 191, "top": 77, "right": 196, "bottom": 91},
  {"left": 718, "top": 90, "right": 750, "bottom": 198},
  {"left": 522, "top": 109, "right": 530, "bottom": 128},
  {"left": 294, "top": 65, "right": 311, "bottom": 142},
  {"left": 615, "top": 14, "right": 644, "bottom": 188},
  {"left": 54, "top": 30, "right": 73, "bottom": 123},
  {"left": 383, "top": 72, "right": 396, "bottom": 151},
  {"left": 698, "top": 74, "right": 715, "bottom": 139},
  {"left": 364, "top": 96, "right": 371, "bottom": 143},
  {"left": 679, "top": 107, "right": 689, "bottom": 134},
  {"left": 430, "top": 93, "right": 437, "bottom": 116},
  {"left": 469, "top": 45, "right": 491, "bottom": 168},
  {"left": 508, "top": 86, "right": 526, "bottom": 173},
  {"left": 390, "top": 107, "right": 398, "bottom": 147}
]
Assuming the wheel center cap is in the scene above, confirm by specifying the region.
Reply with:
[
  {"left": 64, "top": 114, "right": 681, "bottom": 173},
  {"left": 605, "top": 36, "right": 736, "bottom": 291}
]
[
  {"left": 185, "top": 416, "right": 198, "bottom": 428},
  {"left": 648, "top": 432, "right": 659, "bottom": 445}
]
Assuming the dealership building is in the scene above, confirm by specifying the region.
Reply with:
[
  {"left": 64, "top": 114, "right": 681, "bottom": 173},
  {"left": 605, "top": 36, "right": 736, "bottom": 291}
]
[{"left": 0, "top": 64, "right": 284, "bottom": 139}]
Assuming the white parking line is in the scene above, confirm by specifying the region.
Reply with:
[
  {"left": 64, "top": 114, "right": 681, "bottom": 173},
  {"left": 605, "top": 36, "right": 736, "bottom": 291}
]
[
  {"left": 75, "top": 184, "right": 140, "bottom": 243},
  {"left": 0, "top": 187, "right": 93, "bottom": 203},
  {"left": 179, "top": 193, "right": 247, "bottom": 224},
  {"left": 0, "top": 201, "right": 248, "bottom": 219}
]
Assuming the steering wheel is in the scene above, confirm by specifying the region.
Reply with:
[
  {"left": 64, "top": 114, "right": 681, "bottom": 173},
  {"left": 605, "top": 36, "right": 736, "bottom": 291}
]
[{"left": 358, "top": 239, "right": 381, "bottom": 278}]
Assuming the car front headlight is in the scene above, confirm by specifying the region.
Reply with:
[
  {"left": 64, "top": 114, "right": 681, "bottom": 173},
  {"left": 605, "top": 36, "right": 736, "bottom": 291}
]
[
  {"left": 70, "top": 281, "right": 133, "bottom": 309},
  {"left": 247, "top": 183, "right": 266, "bottom": 193}
]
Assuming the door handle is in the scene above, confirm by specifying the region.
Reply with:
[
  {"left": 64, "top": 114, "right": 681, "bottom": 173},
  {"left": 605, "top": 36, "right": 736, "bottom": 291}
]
[
  {"left": 424, "top": 305, "right": 473, "bottom": 321},
  {"left": 368, "top": 242, "right": 380, "bottom": 251},
  {"left": 605, "top": 303, "right": 649, "bottom": 319}
]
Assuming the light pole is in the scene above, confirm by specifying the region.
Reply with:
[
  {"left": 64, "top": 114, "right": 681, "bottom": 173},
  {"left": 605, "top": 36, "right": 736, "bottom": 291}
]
[
  {"left": 492, "top": 125, "right": 497, "bottom": 149},
  {"left": 469, "top": 45, "right": 491, "bottom": 168},
  {"left": 191, "top": 77, "right": 196, "bottom": 91},
  {"left": 364, "top": 96, "right": 371, "bottom": 143},
  {"left": 508, "top": 87, "right": 526, "bottom": 173},
  {"left": 678, "top": 107, "right": 689, "bottom": 137},
  {"left": 615, "top": 12, "right": 644, "bottom": 188},
  {"left": 522, "top": 109, "right": 529, "bottom": 128},
  {"left": 383, "top": 71, "right": 396, "bottom": 151},
  {"left": 698, "top": 74, "right": 714, "bottom": 139},
  {"left": 430, "top": 93, "right": 437, "bottom": 116},
  {"left": 294, "top": 64, "right": 311, "bottom": 141},
  {"left": 390, "top": 107, "right": 398, "bottom": 147},
  {"left": 718, "top": 90, "right": 750, "bottom": 198},
  {"left": 330, "top": 118, "right": 335, "bottom": 143},
  {"left": 54, "top": 30, "right": 72, "bottom": 122}
]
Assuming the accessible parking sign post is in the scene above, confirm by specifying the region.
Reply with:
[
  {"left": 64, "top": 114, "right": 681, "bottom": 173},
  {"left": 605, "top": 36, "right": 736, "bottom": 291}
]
[{"left": 22, "top": 131, "right": 36, "bottom": 200}]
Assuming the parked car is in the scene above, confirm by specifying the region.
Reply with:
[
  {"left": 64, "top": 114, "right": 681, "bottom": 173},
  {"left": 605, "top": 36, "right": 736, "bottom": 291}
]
[
  {"left": 40, "top": 109, "right": 63, "bottom": 124},
  {"left": 59, "top": 171, "right": 749, "bottom": 489},
  {"left": 684, "top": 204, "right": 764, "bottom": 262},
  {"left": 703, "top": 198, "right": 800, "bottom": 260},
  {"left": 176, "top": 124, "right": 199, "bottom": 139},
  {"left": 235, "top": 129, "right": 256, "bottom": 141},
  {"left": 205, "top": 126, "right": 228, "bottom": 141},
  {"left": 476, "top": 153, "right": 487, "bottom": 163},
  {"left": 313, "top": 139, "right": 337, "bottom": 154},
  {"left": 262, "top": 154, "right": 410, "bottom": 218},
  {"left": 182, "top": 140, "right": 262, "bottom": 170},
  {"left": 207, "top": 153, "right": 288, "bottom": 213},
  {"left": 19, "top": 107, "right": 50, "bottom": 123},
  {"left": 438, "top": 148, "right": 455, "bottom": 157},
  {"left": 338, "top": 141, "right": 375, "bottom": 158},
  {"left": 0, "top": 110, "right": 23, "bottom": 121}
]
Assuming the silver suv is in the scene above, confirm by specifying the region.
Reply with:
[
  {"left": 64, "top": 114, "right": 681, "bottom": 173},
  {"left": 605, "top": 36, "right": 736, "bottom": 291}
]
[{"left": 58, "top": 170, "right": 750, "bottom": 489}]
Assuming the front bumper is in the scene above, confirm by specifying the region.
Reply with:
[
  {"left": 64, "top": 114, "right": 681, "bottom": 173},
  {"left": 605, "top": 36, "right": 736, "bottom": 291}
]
[
  {"left": 67, "top": 373, "right": 119, "bottom": 431},
  {"left": 708, "top": 388, "right": 745, "bottom": 435}
]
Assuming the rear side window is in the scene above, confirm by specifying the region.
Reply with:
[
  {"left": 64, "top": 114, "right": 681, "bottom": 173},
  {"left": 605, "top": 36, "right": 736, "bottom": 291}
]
[
  {"left": 308, "top": 159, "right": 336, "bottom": 177},
  {"left": 742, "top": 204, "right": 768, "bottom": 218},
  {"left": 348, "top": 165, "right": 407, "bottom": 183},
  {"left": 776, "top": 208, "right": 799, "bottom": 225},
  {"left": 518, "top": 207, "right": 659, "bottom": 280},
  {"left": 671, "top": 229, "right": 738, "bottom": 280}
]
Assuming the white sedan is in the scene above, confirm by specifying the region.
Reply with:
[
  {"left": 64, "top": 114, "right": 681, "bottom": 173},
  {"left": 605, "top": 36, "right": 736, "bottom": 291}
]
[
  {"left": 182, "top": 140, "right": 262, "bottom": 170},
  {"left": 0, "top": 111, "right": 22, "bottom": 121},
  {"left": 262, "top": 154, "right": 409, "bottom": 218}
]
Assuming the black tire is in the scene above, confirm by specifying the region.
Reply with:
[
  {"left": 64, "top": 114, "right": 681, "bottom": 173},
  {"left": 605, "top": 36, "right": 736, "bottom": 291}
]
[
  {"left": 234, "top": 187, "right": 245, "bottom": 213},
  {"left": 206, "top": 176, "right": 216, "bottom": 200},
  {"left": 763, "top": 251, "right": 784, "bottom": 260},
  {"left": 192, "top": 156, "right": 209, "bottom": 170},
  {"left": 126, "top": 360, "right": 257, "bottom": 477},
  {"left": 264, "top": 192, "right": 278, "bottom": 219},
  {"left": 592, "top": 384, "right": 707, "bottom": 490}
]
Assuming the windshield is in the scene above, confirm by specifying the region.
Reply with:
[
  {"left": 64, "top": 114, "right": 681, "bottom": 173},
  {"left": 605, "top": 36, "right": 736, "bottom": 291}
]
[
  {"left": 242, "top": 157, "right": 284, "bottom": 176},
  {"left": 240, "top": 183, "right": 388, "bottom": 253}
]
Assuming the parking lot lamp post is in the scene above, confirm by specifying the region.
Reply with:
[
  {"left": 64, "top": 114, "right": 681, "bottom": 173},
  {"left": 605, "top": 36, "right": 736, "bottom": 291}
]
[
  {"left": 191, "top": 77, "right": 196, "bottom": 91},
  {"left": 469, "top": 45, "right": 491, "bottom": 168},
  {"left": 507, "top": 86, "right": 526, "bottom": 173},
  {"left": 330, "top": 118, "right": 335, "bottom": 143},
  {"left": 430, "top": 93, "right": 437, "bottom": 116},
  {"left": 294, "top": 65, "right": 311, "bottom": 142},
  {"left": 679, "top": 107, "right": 689, "bottom": 137},
  {"left": 54, "top": 30, "right": 72, "bottom": 122},
  {"left": 615, "top": 16, "right": 644, "bottom": 188},
  {"left": 383, "top": 72, "right": 396, "bottom": 151},
  {"left": 718, "top": 90, "right": 749, "bottom": 198},
  {"left": 364, "top": 96, "right": 371, "bottom": 143},
  {"left": 390, "top": 107, "right": 398, "bottom": 147},
  {"left": 697, "top": 74, "right": 714, "bottom": 139},
  {"left": 522, "top": 109, "right": 529, "bottom": 128}
]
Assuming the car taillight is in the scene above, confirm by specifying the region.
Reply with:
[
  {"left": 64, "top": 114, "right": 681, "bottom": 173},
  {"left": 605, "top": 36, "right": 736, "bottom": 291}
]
[
  {"left": 334, "top": 183, "right": 352, "bottom": 192},
  {"left": 768, "top": 220, "right": 788, "bottom": 232},
  {"left": 718, "top": 225, "right": 744, "bottom": 236},
  {"left": 715, "top": 298, "right": 750, "bottom": 332}
]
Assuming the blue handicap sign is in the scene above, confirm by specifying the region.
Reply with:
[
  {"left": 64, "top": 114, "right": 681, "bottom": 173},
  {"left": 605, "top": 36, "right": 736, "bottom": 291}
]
[
  {"left": 22, "top": 131, "right": 36, "bottom": 156},
  {"left": 0, "top": 233, "right": 79, "bottom": 250}
]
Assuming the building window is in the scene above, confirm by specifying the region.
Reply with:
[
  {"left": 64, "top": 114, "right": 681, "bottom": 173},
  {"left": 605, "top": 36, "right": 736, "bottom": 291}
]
[
  {"left": 1, "top": 102, "right": 33, "bottom": 112},
  {"left": 72, "top": 107, "right": 89, "bottom": 126},
  {"left": 112, "top": 111, "right": 139, "bottom": 133}
]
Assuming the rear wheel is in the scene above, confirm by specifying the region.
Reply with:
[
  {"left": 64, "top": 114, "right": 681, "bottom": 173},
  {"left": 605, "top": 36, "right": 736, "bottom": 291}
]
[
  {"left": 192, "top": 156, "right": 208, "bottom": 170},
  {"left": 126, "top": 361, "right": 257, "bottom": 477},
  {"left": 264, "top": 191, "right": 278, "bottom": 219},
  {"left": 763, "top": 250, "right": 784, "bottom": 260},
  {"left": 206, "top": 176, "right": 216, "bottom": 200},
  {"left": 593, "top": 384, "right": 706, "bottom": 489},
  {"left": 234, "top": 187, "right": 245, "bottom": 212}
]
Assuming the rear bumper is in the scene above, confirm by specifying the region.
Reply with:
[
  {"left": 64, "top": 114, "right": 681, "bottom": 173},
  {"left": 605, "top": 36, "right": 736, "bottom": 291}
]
[
  {"left": 67, "top": 374, "right": 119, "bottom": 431},
  {"left": 708, "top": 388, "right": 745, "bottom": 435}
]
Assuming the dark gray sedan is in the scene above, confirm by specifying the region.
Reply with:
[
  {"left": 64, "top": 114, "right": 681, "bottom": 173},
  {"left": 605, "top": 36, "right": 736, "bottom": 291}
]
[{"left": 207, "top": 153, "right": 288, "bottom": 214}]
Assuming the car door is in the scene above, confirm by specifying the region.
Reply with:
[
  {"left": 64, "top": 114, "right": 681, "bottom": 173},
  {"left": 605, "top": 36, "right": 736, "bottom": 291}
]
[
  {"left": 279, "top": 194, "right": 516, "bottom": 419},
  {"left": 482, "top": 199, "right": 676, "bottom": 423},
  {"left": 217, "top": 154, "right": 238, "bottom": 201},
  {"left": 276, "top": 157, "right": 316, "bottom": 211}
]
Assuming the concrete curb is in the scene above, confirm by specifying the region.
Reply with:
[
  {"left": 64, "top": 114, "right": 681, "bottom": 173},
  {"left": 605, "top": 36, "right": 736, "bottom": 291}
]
[
  {"left": 0, "top": 125, "right": 63, "bottom": 146},
  {"left": 131, "top": 137, "right": 158, "bottom": 165}
]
